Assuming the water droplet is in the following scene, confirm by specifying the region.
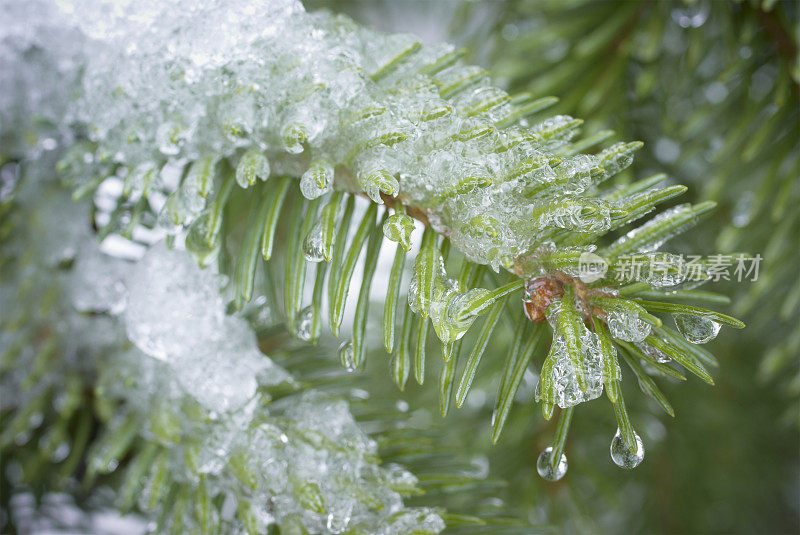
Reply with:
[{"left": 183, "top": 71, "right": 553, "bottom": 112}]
[
  {"left": 636, "top": 341, "right": 671, "bottom": 363},
  {"left": 536, "top": 447, "right": 567, "bottom": 481},
  {"left": 610, "top": 428, "right": 644, "bottom": 469},
  {"left": 674, "top": 313, "right": 721, "bottom": 344},
  {"left": 303, "top": 220, "right": 326, "bottom": 262},
  {"left": 338, "top": 340, "right": 356, "bottom": 372},
  {"left": 185, "top": 211, "right": 219, "bottom": 267},
  {"left": 295, "top": 306, "right": 313, "bottom": 341},
  {"left": 51, "top": 442, "right": 70, "bottom": 463},
  {"left": 671, "top": 2, "right": 709, "bottom": 28},
  {"left": 300, "top": 159, "right": 334, "bottom": 200}
]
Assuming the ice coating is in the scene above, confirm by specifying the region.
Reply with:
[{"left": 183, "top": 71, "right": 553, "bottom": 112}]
[
  {"left": 100, "top": 353, "right": 444, "bottom": 534},
  {"left": 407, "top": 246, "right": 491, "bottom": 343},
  {"left": 39, "top": 0, "right": 636, "bottom": 275},
  {"left": 1, "top": 172, "right": 445, "bottom": 534},
  {"left": 606, "top": 307, "right": 651, "bottom": 343},
  {"left": 547, "top": 331, "right": 605, "bottom": 408},
  {"left": 124, "top": 243, "right": 288, "bottom": 412},
  {"left": 540, "top": 299, "right": 620, "bottom": 409}
]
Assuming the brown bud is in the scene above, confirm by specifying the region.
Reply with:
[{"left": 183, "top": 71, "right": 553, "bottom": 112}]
[{"left": 523, "top": 277, "right": 563, "bottom": 322}]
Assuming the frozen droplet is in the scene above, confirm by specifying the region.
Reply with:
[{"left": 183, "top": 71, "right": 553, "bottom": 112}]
[
  {"left": 295, "top": 306, "right": 313, "bottom": 341},
  {"left": 610, "top": 428, "right": 644, "bottom": 469},
  {"left": 674, "top": 313, "right": 721, "bottom": 344},
  {"left": 536, "top": 447, "right": 567, "bottom": 481},
  {"left": 357, "top": 167, "right": 399, "bottom": 204},
  {"left": 338, "top": 340, "right": 356, "bottom": 372},
  {"left": 327, "top": 511, "right": 351, "bottom": 534},
  {"left": 236, "top": 148, "right": 270, "bottom": 188},
  {"left": 543, "top": 315, "right": 610, "bottom": 409},
  {"left": 280, "top": 123, "right": 308, "bottom": 154},
  {"left": 156, "top": 121, "right": 185, "bottom": 155},
  {"left": 303, "top": 220, "right": 326, "bottom": 262},
  {"left": 606, "top": 308, "right": 651, "bottom": 343},
  {"left": 300, "top": 159, "right": 334, "bottom": 200},
  {"left": 383, "top": 213, "right": 414, "bottom": 251}
]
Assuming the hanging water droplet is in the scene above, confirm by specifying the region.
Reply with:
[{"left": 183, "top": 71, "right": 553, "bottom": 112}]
[
  {"left": 295, "top": 306, "right": 313, "bottom": 341},
  {"left": 51, "top": 442, "right": 70, "bottom": 463},
  {"left": 536, "top": 446, "right": 567, "bottom": 481},
  {"left": 338, "top": 340, "right": 356, "bottom": 372},
  {"left": 673, "top": 313, "right": 721, "bottom": 344},
  {"left": 185, "top": 211, "right": 219, "bottom": 267},
  {"left": 300, "top": 159, "right": 334, "bottom": 200},
  {"left": 303, "top": 220, "right": 326, "bottom": 262},
  {"left": 610, "top": 428, "right": 644, "bottom": 469}
]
